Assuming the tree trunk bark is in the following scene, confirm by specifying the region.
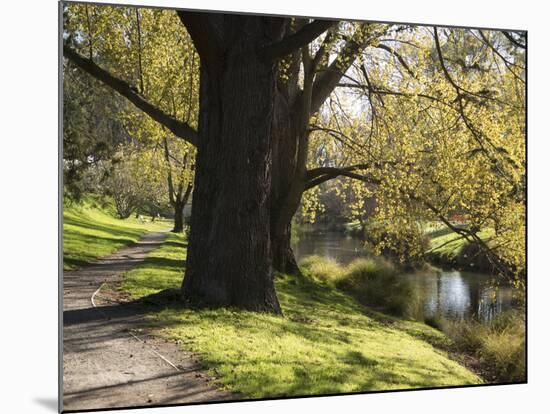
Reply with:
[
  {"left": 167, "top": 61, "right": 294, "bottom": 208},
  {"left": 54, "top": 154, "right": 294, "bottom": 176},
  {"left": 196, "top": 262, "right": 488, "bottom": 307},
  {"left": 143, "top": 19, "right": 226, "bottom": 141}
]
[
  {"left": 181, "top": 18, "right": 284, "bottom": 313},
  {"left": 272, "top": 223, "right": 300, "bottom": 275},
  {"left": 172, "top": 200, "right": 185, "bottom": 233},
  {"left": 172, "top": 183, "right": 193, "bottom": 233},
  {"left": 270, "top": 89, "right": 303, "bottom": 275}
]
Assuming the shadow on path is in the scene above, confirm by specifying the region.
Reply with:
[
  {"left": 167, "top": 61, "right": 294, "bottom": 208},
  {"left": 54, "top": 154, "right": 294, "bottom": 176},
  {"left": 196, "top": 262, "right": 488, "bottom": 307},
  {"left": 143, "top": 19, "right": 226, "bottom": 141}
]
[{"left": 62, "top": 232, "right": 233, "bottom": 411}]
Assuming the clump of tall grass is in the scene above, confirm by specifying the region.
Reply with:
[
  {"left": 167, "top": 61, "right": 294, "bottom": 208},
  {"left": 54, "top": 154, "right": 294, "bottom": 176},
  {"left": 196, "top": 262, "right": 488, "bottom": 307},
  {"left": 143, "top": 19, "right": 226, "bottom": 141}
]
[
  {"left": 298, "top": 255, "right": 344, "bottom": 283},
  {"left": 438, "top": 310, "right": 525, "bottom": 383},
  {"left": 341, "top": 258, "right": 423, "bottom": 319},
  {"left": 299, "top": 256, "right": 423, "bottom": 319}
]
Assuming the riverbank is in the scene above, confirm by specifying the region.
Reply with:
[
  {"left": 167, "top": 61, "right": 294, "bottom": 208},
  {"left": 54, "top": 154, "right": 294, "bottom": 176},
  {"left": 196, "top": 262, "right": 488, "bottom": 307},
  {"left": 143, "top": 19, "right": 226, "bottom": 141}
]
[
  {"left": 107, "top": 232, "right": 482, "bottom": 398},
  {"left": 301, "top": 220, "right": 497, "bottom": 274},
  {"left": 426, "top": 226, "right": 495, "bottom": 273},
  {"left": 298, "top": 255, "right": 525, "bottom": 384}
]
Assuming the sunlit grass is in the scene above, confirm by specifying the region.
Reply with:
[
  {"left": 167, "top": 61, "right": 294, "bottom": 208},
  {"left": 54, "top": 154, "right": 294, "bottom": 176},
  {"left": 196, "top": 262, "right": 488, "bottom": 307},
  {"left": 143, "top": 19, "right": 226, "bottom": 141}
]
[
  {"left": 427, "top": 227, "right": 493, "bottom": 258},
  {"left": 122, "top": 234, "right": 481, "bottom": 398},
  {"left": 121, "top": 233, "right": 188, "bottom": 297},
  {"left": 63, "top": 195, "right": 171, "bottom": 270}
]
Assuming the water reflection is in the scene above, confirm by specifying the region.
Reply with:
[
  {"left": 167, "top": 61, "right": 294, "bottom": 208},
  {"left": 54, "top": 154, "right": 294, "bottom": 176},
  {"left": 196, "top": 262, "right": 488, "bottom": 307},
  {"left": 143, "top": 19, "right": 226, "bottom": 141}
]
[
  {"left": 405, "top": 271, "right": 515, "bottom": 321},
  {"left": 293, "top": 231, "right": 371, "bottom": 265},
  {"left": 293, "top": 230, "right": 516, "bottom": 322}
]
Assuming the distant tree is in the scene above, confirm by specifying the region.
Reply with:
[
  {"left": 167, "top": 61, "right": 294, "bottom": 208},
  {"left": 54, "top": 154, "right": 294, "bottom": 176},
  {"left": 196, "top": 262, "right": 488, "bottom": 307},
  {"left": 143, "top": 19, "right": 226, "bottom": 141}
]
[{"left": 104, "top": 158, "right": 141, "bottom": 219}]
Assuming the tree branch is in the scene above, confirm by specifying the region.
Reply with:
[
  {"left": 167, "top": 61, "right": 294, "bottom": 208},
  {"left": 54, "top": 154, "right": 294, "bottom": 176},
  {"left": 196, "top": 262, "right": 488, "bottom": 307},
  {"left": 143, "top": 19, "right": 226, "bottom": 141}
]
[
  {"left": 501, "top": 31, "right": 526, "bottom": 49},
  {"left": 310, "top": 36, "right": 365, "bottom": 113},
  {"left": 64, "top": 45, "right": 198, "bottom": 146},
  {"left": 260, "top": 19, "right": 334, "bottom": 60},
  {"left": 176, "top": 11, "right": 223, "bottom": 69},
  {"left": 162, "top": 137, "right": 176, "bottom": 205},
  {"left": 304, "top": 166, "right": 380, "bottom": 190},
  {"left": 476, "top": 30, "right": 525, "bottom": 84},
  {"left": 306, "top": 164, "right": 371, "bottom": 181},
  {"left": 375, "top": 43, "right": 415, "bottom": 78}
]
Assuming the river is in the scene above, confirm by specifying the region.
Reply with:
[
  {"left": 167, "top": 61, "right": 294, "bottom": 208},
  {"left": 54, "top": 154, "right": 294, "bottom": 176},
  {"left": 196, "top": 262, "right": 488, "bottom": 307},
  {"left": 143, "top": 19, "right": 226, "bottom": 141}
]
[{"left": 292, "top": 230, "right": 518, "bottom": 322}]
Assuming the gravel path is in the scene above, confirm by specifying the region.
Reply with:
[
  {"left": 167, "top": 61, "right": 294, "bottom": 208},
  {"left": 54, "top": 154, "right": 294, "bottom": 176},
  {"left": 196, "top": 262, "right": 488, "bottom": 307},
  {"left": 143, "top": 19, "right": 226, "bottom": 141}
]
[{"left": 63, "top": 231, "right": 232, "bottom": 411}]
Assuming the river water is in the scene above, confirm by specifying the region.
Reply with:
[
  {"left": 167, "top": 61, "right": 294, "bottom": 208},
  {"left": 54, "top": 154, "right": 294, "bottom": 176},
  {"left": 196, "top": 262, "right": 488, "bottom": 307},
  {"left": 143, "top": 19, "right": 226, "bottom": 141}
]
[{"left": 292, "top": 230, "right": 518, "bottom": 321}]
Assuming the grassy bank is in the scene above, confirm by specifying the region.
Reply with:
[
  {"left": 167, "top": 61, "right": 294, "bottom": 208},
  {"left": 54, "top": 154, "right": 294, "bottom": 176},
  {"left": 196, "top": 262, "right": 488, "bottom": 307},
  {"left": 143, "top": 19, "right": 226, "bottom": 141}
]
[
  {"left": 426, "top": 225, "right": 494, "bottom": 272},
  {"left": 119, "top": 233, "right": 480, "bottom": 398},
  {"left": 63, "top": 195, "right": 171, "bottom": 270},
  {"left": 300, "top": 255, "right": 525, "bottom": 384}
]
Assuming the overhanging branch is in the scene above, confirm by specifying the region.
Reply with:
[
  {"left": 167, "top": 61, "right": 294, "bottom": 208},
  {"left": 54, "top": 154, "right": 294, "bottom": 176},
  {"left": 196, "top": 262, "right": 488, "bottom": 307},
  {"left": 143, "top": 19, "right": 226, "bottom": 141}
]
[
  {"left": 64, "top": 45, "right": 198, "bottom": 146},
  {"left": 501, "top": 31, "right": 526, "bottom": 49},
  {"left": 375, "top": 44, "right": 415, "bottom": 78},
  {"left": 310, "top": 37, "right": 364, "bottom": 113},
  {"left": 260, "top": 19, "right": 334, "bottom": 60},
  {"left": 305, "top": 165, "right": 381, "bottom": 190}
]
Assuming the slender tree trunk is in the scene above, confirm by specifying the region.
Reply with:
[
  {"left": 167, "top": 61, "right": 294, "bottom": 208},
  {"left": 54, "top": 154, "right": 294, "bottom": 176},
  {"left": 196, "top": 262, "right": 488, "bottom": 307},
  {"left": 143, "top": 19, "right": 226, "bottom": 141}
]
[
  {"left": 172, "top": 200, "right": 185, "bottom": 233},
  {"left": 181, "top": 18, "right": 284, "bottom": 313},
  {"left": 270, "top": 89, "right": 302, "bottom": 274},
  {"left": 269, "top": 53, "right": 315, "bottom": 276},
  {"left": 272, "top": 223, "right": 300, "bottom": 275},
  {"left": 271, "top": 191, "right": 304, "bottom": 275},
  {"left": 172, "top": 184, "right": 192, "bottom": 233}
]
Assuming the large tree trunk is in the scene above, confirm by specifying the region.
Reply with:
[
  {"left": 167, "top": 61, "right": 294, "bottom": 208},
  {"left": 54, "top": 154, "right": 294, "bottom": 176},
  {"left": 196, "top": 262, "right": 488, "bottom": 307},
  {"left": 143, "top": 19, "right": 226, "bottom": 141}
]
[{"left": 181, "top": 17, "right": 284, "bottom": 313}]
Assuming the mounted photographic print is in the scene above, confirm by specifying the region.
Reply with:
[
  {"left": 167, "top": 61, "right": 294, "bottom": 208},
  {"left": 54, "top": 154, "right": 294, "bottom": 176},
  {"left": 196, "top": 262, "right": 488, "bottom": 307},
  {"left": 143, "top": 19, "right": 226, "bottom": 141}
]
[{"left": 60, "top": 0, "right": 527, "bottom": 411}]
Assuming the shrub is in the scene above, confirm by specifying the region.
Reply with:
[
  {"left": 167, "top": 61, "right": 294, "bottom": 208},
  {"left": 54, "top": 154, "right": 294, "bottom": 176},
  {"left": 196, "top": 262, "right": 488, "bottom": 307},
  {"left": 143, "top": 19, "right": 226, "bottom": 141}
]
[
  {"left": 443, "top": 319, "right": 486, "bottom": 352},
  {"left": 441, "top": 310, "right": 526, "bottom": 383},
  {"left": 300, "top": 256, "right": 423, "bottom": 319},
  {"left": 340, "top": 258, "right": 424, "bottom": 319},
  {"left": 299, "top": 255, "right": 344, "bottom": 283},
  {"left": 423, "top": 313, "right": 446, "bottom": 330},
  {"left": 480, "top": 311, "right": 526, "bottom": 382}
]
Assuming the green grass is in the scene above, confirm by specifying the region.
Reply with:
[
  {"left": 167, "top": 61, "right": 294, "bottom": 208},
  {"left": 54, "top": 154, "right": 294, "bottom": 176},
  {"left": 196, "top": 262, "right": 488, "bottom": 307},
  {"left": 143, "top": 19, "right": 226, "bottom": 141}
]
[
  {"left": 63, "top": 195, "right": 171, "bottom": 270},
  {"left": 121, "top": 234, "right": 481, "bottom": 398},
  {"left": 121, "top": 233, "right": 188, "bottom": 297},
  {"left": 425, "top": 225, "right": 495, "bottom": 272},
  {"left": 427, "top": 226, "right": 493, "bottom": 258}
]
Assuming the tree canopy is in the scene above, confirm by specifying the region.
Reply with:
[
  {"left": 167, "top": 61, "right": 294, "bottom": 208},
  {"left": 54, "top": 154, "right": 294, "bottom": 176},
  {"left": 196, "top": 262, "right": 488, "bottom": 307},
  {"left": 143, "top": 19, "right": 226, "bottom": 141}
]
[{"left": 63, "top": 3, "right": 526, "bottom": 311}]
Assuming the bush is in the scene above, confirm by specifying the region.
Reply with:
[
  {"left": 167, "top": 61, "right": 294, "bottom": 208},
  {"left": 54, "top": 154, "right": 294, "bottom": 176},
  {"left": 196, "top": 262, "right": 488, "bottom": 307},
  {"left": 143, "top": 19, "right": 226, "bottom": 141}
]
[
  {"left": 340, "top": 258, "right": 424, "bottom": 319},
  {"left": 423, "top": 314, "right": 446, "bottom": 330},
  {"left": 441, "top": 311, "right": 526, "bottom": 383},
  {"left": 299, "top": 255, "right": 344, "bottom": 283},
  {"left": 300, "top": 256, "right": 423, "bottom": 319}
]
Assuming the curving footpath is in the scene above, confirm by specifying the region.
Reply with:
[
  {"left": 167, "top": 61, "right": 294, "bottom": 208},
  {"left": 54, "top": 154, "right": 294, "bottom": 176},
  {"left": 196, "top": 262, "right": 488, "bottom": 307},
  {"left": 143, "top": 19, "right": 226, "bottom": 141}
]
[{"left": 63, "top": 231, "right": 232, "bottom": 411}]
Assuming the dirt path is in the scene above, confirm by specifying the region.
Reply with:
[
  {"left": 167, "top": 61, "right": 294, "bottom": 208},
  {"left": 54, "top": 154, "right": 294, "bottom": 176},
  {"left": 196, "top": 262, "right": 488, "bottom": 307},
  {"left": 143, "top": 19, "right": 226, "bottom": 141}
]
[{"left": 63, "top": 231, "right": 232, "bottom": 411}]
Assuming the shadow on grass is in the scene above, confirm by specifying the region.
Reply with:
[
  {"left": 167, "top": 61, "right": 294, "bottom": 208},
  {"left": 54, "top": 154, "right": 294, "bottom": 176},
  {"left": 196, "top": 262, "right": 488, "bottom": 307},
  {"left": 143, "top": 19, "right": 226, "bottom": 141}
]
[
  {"left": 63, "top": 258, "right": 97, "bottom": 270},
  {"left": 133, "top": 257, "right": 187, "bottom": 269},
  {"left": 159, "top": 240, "right": 189, "bottom": 249},
  {"left": 64, "top": 214, "right": 145, "bottom": 240},
  {"left": 65, "top": 269, "right": 478, "bottom": 398}
]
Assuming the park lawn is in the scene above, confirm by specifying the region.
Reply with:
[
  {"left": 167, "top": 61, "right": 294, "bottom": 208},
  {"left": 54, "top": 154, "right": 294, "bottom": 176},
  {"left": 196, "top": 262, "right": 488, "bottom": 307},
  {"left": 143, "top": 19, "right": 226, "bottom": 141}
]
[
  {"left": 63, "top": 195, "right": 171, "bottom": 270},
  {"left": 428, "top": 225, "right": 493, "bottom": 261},
  {"left": 121, "top": 233, "right": 481, "bottom": 398}
]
